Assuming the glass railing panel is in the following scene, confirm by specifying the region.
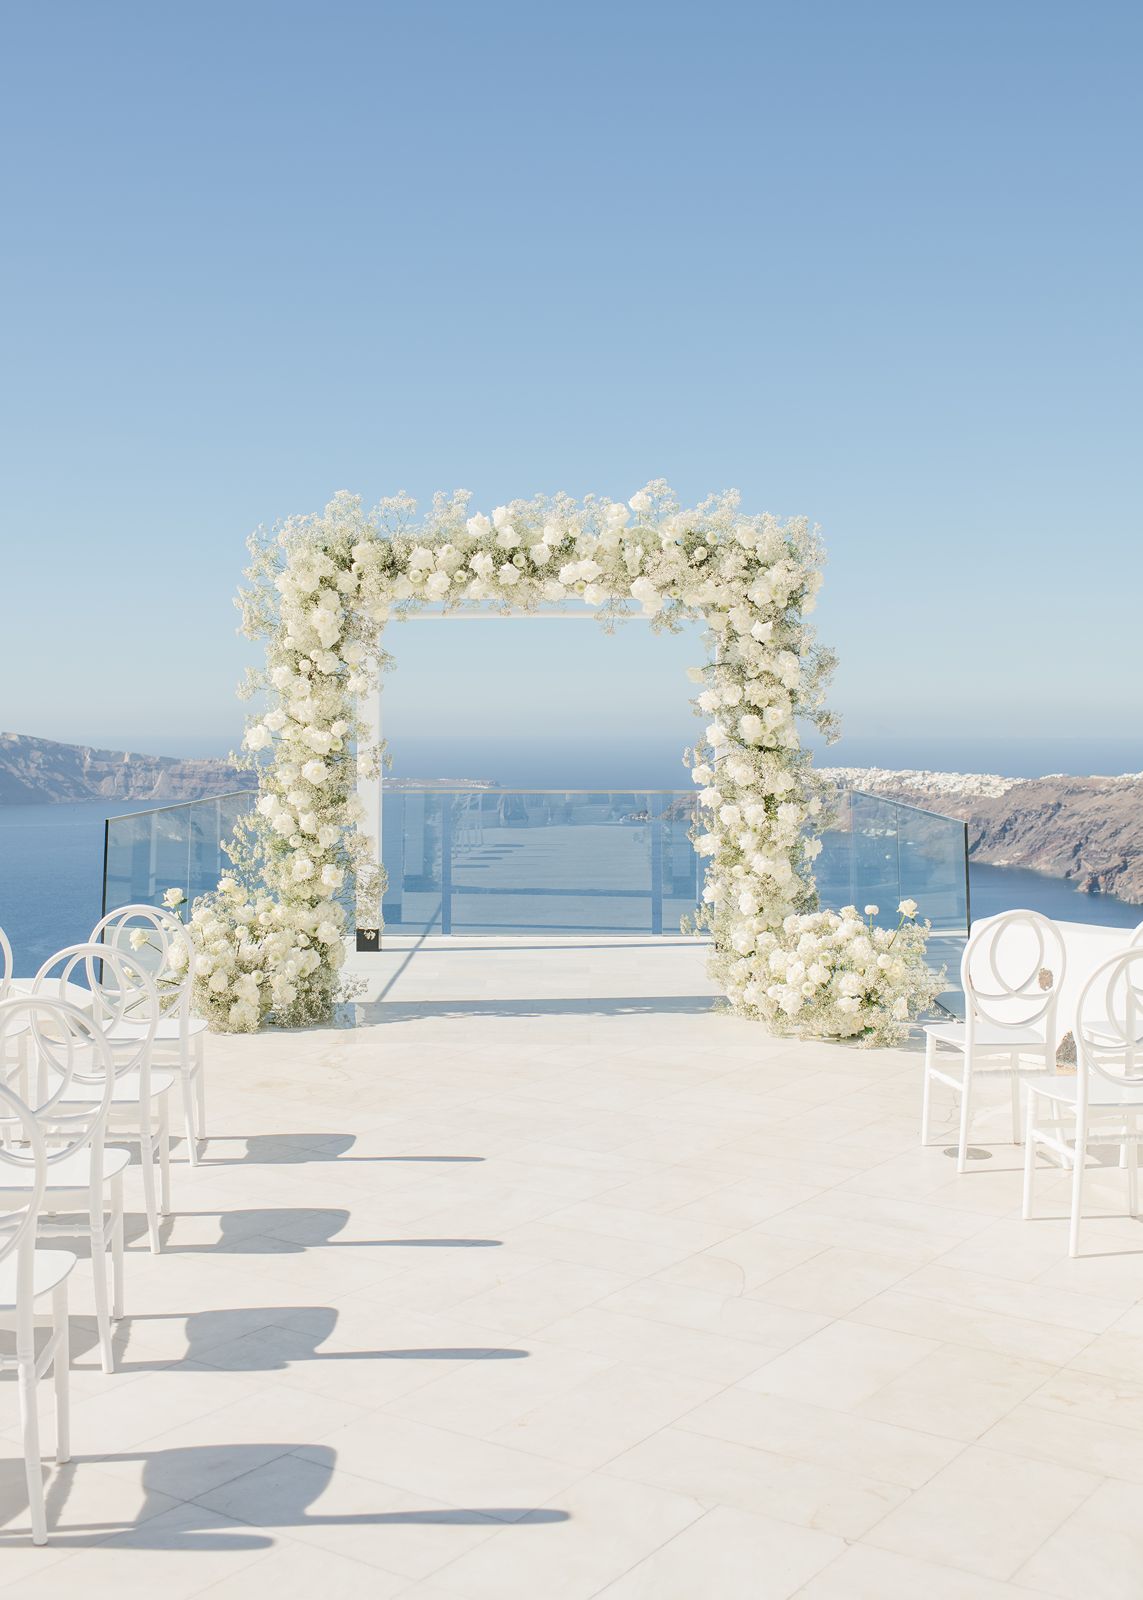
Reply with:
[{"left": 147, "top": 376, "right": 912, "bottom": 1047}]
[
  {"left": 816, "top": 785, "right": 968, "bottom": 1004},
  {"left": 100, "top": 784, "right": 968, "bottom": 994},
  {"left": 102, "top": 791, "right": 256, "bottom": 916},
  {"left": 381, "top": 789, "right": 701, "bottom": 936}
]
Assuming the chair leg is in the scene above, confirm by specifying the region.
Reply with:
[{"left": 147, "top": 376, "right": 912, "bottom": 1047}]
[
  {"left": 956, "top": 1055, "right": 974, "bottom": 1174},
  {"left": 111, "top": 1172, "right": 125, "bottom": 1322},
  {"left": 1010, "top": 1058, "right": 1023, "bottom": 1144},
  {"left": 1022, "top": 1088, "right": 1038, "bottom": 1219},
  {"left": 159, "top": 1099, "right": 171, "bottom": 1216},
  {"left": 194, "top": 1035, "right": 206, "bottom": 1144},
  {"left": 52, "top": 1280, "right": 70, "bottom": 1464},
  {"left": 921, "top": 1035, "right": 935, "bottom": 1146},
  {"left": 90, "top": 1213, "right": 114, "bottom": 1375},
  {"left": 17, "top": 1300, "right": 47, "bottom": 1545},
  {"left": 140, "top": 1133, "right": 161, "bottom": 1254},
  {"left": 180, "top": 1067, "right": 198, "bottom": 1167},
  {"left": 1127, "top": 1112, "right": 1139, "bottom": 1219},
  {"left": 1069, "top": 1107, "right": 1087, "bottom": 1258}
]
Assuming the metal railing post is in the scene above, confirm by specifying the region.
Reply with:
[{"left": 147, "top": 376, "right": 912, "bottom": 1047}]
[
  {"left": 440, "top": 798, "right": 453, "bottom": 935},
  {"left": 650, "top": 795, "right": 663, "bottom": 935}
]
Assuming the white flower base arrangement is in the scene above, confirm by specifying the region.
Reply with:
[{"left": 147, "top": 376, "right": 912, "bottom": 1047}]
[
  {"left": 736, "top": 901, "right": 942, "bottom": 1049},
  {"left": 182, "top": 482, "right": 937, "bottom": 1043}
]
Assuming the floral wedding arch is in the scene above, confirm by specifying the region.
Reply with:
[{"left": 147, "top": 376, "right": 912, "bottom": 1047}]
[{"left": 186, "top": 483, "right": 938, "bottom": 1044}]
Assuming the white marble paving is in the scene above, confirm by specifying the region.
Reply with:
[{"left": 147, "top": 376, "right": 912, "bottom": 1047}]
[{"left": 3, "top": 934, "right": 1143, "bottom": 1596}]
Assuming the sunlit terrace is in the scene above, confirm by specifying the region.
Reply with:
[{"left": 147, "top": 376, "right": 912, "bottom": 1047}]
[{"left": 4, "top": 930, "right": 1143, "bottom": 1595}]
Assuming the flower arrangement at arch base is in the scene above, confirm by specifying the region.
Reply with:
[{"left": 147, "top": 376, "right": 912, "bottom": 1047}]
[{"left": 715, "top": 898, "right": 943, "bottom": 1049}]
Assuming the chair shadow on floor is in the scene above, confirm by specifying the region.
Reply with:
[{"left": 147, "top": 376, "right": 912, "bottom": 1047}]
[
  {"left": 203, "top": 1133, "right": 486, "bottom": 1166},
  {"left": 2, "top": 1444, "right": 568, "bottom": 1549},
  {"left": 121, "top": 1206, "right": 503, "bottom": 1255},
  {"left": 56, "top": 1303, "right": 529, "bottom": 1375}
]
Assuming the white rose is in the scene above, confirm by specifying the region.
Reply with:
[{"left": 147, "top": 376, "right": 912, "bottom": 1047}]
[
  {"left": 739, "top": 714, "right": 764, "bottom": 744},
  {"left": 530, "top": 542, "right": 552, "bottom": 565},
  {"left": 320, "top": 864, "right": 344, "bottom": 889},
  {"left": 244, "top": 725, "right": 272, "bottom": 751},
  {"left": 498, "top": 563, "right": 520, "bottom": 586},
  {"left": 292, "top": 854, "right": 315, "bottom": 880},
  {"left": 898, "top": 898, "right": 918, "bottom": 918},
  {"left": 425, "top": 570, "right": 451, "bottom": 600},
  {"left": 628, "top": 489, "right": 652, "bottom": 515},
  {"left": 301, "top": 760, "right": 329, "bottom": 785},
  {"left": 465, "top": 513, "right": 492, "bottom": 540}
]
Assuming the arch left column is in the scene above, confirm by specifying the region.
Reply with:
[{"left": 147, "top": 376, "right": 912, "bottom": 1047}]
[{"left": 354, "top": 675, "right": 382, "bottom": 952}]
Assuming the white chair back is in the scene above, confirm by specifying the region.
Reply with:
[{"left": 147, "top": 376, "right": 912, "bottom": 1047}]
[
  {"left": 1076, "top": 947, "right": 1143, "bottom": 1092},
  {"left": 0, "top": 994, "right": 117, "bottom": 1163},
  {"left": 90, "top": 905, "right": 193, "bottom": 1021},
  {"left": 33, "top": 943, "right": 158, "bottom": 1095},
  {"left": 0, "top": 926, "right": 14, "bottom": 1002},
  {"left": 0, "top": 1076, "right": 45, "bottom": 1269},
  {"left": 961, "top": 910, "right": 1066, "bottom": 1034}
]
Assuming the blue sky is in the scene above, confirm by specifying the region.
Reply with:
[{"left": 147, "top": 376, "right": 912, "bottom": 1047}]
[{"left": 1, "top": 1, "right": 1139, "bottom": 774}]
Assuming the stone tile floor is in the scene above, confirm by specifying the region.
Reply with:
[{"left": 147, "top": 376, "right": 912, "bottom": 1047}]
[{"left": 3, "top": 935, "right": 1143, "bottom": 1596}]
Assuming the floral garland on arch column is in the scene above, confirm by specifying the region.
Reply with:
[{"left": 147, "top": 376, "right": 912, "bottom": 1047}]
[{"left": 185, "top": 482, "right": 939, "bottom": 1044}]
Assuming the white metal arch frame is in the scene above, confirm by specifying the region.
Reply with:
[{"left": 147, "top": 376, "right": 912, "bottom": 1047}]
[{"left": 205, "top": 489, "right": 840, "bottom": 1033}]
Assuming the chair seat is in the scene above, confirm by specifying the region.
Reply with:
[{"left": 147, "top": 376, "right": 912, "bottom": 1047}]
[
  {"left": 49, "top": 1071, "right": 176, "bottom": 1111},
  {"left": 106, "top": 1070, "right": 177, "bottom": 1103},
  {"left": 0, "top": 1249, "right": 77, "bottom": 1311},
  {"left": 12, "top": 980, "right": 94, "bottom": 1009},
  {"left": 0, "top": 1145, "right": 131, "bottom": 1195},
  {"left": 924, "top": 1021, "right": 1050, "bottom": 1050},
  {"left": 1025, "top": 1072, "right": 1143, "bottom": 1109},
  {"left": 104, "top": 1016, "right": 207, "bottom": 1044}
]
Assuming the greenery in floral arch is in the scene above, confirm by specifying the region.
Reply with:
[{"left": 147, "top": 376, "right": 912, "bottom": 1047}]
[{"left": 184, "top": 482, "right": 939, "bottom": 1044}]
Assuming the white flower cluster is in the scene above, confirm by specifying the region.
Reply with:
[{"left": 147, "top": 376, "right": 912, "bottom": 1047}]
[
  {"left": 187, "top": 481, "right": 934, "bottom": 1042},
  {"left": 721, "top": 901, "right": 943, "bottom": 1048}
]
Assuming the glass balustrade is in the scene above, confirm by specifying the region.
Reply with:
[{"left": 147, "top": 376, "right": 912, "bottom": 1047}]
[
  {"left": 101, "top": 791, "right": 256, "bottom": 917},
  {"left": 380, "top": 789, "right": 700, "bottom": 936},
  {"left": 101, "top": 782, "right": 969, "bottom": 984}
]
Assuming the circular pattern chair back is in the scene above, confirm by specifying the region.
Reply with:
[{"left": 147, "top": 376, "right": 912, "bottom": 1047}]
[
  {"left": 90, "top": 904, "right": 194, "bottom": 1022},
  {"left": 1076, "top": 947, "right": 1143, "bottom": 1095},
  {"left": 33, "top": 943, "right": 159, "bottom": 1113},
  {"left": 0, "top": 1072, "right": 46, "bottom": 1274},
  {"left": 0, "top": 926, "right": 14, "bottom": 1002},
  {"left": 960, "top": 910, "right": 1066, "bottom": 1034},
  {"left": 0, "top": 993, "right": 116, "bottom": 1168}
]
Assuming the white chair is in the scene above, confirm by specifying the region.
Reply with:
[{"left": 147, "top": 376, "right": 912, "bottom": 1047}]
[
  {"left": 91, "top": 905, "right": 207, "bottom": 1165},
  {"left": 1024, "top": 946, "right": 1143, "bottom": 1257},
  {"left": 0, "top": 999, "right": 115, "bottom": 1542},
  {"left": 29, "top": 946, "right": 165, "bottom": 1368},
  {"left": 922, "top": 910, "right": 1065, "bottom": 1172},
  {"left": 0, "top": 930, "right": 29, "bottom": 1132}
]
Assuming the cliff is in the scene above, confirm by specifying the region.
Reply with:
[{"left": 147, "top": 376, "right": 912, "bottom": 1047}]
[
  {"left": 824, "top": 767, "right": 1143, "bottom": 907},
  {"left": 0, "top": 732, "right": 255, "bottom": 805}
]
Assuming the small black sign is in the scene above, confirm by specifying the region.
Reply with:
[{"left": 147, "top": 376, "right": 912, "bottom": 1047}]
[{"left": 355, "top": 928, "right": 380, "bottom": 952}]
